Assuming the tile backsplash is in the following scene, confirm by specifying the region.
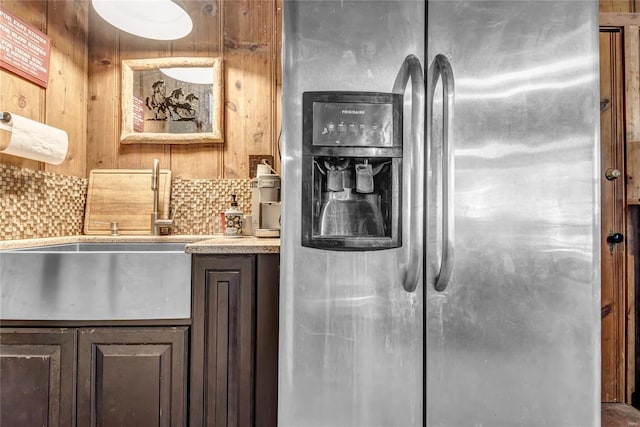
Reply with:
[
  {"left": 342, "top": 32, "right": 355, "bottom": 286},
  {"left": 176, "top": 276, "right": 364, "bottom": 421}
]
[
  {"left": 1, "top": 163, "right": 254, "bottom": 240},
  {"left": 170, "top": 178, "right": 252, "bottom": 235},
  {"left": 1, "top": 163, "right": 87, "bottom": 240}
]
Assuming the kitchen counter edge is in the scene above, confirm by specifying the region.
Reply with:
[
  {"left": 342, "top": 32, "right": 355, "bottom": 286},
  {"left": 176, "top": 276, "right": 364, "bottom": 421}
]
[
  {"left": 185, "top": 236, "right": 280, "bottom": 254},
  {"left": 0, "top": 235, "right": 280, "bottom": 254}
]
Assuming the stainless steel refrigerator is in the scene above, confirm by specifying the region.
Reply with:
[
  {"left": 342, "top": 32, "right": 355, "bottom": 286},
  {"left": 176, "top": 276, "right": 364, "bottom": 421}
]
[{"left": 279, "top": 1, "right": 601, "bottom": 426}]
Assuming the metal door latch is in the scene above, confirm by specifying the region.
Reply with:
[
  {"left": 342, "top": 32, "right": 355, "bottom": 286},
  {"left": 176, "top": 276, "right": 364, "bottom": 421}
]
[{"left": 606, "top": 232, "right": 624, "bottom": 254}]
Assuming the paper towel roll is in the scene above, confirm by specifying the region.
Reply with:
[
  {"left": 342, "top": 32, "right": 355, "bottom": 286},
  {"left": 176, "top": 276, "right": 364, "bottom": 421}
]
[{"left": 0, "top": 113, "right": 69, "bottom": 165}]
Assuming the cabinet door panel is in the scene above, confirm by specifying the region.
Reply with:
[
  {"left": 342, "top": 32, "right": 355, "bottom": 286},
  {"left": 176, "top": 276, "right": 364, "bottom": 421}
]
[
  {"left": 191, "top": 255, "right": 255, "bottom": 427},
  {"left": 0, "top": 328, "right": 76, "bottom": 427},
  {"left": 77, "top": 327, "right": 188, "bottom": 427}
]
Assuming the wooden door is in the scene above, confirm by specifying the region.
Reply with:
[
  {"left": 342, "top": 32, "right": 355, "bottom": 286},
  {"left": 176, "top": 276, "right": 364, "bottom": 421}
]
[
  {"left": 0, "top": 328, "right": 76, "bottom": 427},
  {"left": 191, "top": 255, "right": 255, "bottom": 427},
  {"left": 77, "top": 327, "right": 188, "bottom": 427},
  {"left": 600, "top": 27, "right": 628, "bottom": 402}
]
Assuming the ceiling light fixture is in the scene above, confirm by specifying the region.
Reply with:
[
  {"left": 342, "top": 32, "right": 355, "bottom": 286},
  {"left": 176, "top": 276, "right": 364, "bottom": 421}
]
[{"left": 91, "top": 0, "right": 193, "bottom": 41}]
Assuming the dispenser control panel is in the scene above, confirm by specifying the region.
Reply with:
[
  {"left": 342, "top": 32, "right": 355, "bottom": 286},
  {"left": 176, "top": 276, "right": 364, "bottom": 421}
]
[
  {"left": 304, "top": 92, "right": 402, "bottom": 149},
  {"left": 312, "top": 102, "right": 394, "bottom": 147}
]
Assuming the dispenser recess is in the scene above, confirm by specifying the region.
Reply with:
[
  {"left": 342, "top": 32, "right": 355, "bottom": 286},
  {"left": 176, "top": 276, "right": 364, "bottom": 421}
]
[{"left": 301, "top": 92, "right": 402, "bottom": 250}]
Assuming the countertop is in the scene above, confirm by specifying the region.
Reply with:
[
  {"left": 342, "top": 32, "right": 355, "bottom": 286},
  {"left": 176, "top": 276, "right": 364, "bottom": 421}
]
[
  {"left": 0, "top": 235, "right": 280, "bottom": 254},
  {"left": 185, "top": 236, "right": 280, "bottom": 254}
]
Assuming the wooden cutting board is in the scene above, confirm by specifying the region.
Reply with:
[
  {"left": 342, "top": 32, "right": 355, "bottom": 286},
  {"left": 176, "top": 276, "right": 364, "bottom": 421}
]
[{"left": 84, "top": 169, "right": 172, "bottom": 235}]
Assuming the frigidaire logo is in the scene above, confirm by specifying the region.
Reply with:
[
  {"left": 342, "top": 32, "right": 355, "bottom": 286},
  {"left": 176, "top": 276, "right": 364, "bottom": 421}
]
[{"left": 341, "top": 109, "right": 365, "bottom": 115}]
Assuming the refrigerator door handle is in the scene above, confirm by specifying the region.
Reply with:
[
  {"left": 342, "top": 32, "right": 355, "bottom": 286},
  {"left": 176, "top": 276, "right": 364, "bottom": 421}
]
[
  {"left": 393, "top": 54, "right": 425, "bottom": 293},
  {"left": 430, "top": 54, "right": 455, "bottom": 292}
]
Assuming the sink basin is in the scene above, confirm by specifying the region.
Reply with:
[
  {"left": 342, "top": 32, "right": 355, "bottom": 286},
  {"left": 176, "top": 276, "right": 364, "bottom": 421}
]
[{"left": 0, "top": 242, "right": 191, "bottom": 321}]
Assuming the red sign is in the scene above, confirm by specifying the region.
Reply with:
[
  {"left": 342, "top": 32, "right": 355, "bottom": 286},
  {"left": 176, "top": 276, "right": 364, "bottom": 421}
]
[
  {"left": 0, "top": 7, "right": 51, "bottom": 88},
  {"left": 133, "top": 96, "right": 145, "bottom": 132}
]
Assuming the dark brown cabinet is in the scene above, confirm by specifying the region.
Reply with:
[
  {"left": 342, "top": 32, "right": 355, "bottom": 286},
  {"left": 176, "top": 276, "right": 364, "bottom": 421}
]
[
  {"left": 1, "top": 251, "right": 280, "bottom": 427},
  {"left": 0, "top": 326, "right": 188, "bottom": 427},
  {"left": 190, "top": 254, "right": 279, "bottom": 427},
  {"left": 0, "top": 328, "right": 77, "bottom": 427},
  {"left": 77, "top": 327, "right": 188, "bottom": 427}
]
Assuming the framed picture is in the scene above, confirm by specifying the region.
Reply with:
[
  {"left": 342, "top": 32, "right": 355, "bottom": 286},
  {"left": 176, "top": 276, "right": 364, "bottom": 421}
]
[{"left": 120, "top": 57, "right": 223, "bottom": 144}]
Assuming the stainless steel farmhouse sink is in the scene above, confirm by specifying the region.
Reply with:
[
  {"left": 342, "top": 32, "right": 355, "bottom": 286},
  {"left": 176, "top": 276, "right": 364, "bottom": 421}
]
[{"left": 0, "top": 242, "right": 191, "bottom": 320}]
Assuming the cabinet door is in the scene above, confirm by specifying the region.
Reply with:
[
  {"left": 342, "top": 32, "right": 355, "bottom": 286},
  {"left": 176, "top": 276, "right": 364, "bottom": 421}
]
[
  {"left": 0, "top": 328, "right": 76, "bottom": 427},
  {"left": 77, "top": 327, "right": 188, "bottom": 427},
  {"left": 191, "top": 255, "right": 255, "bottom": 427}
]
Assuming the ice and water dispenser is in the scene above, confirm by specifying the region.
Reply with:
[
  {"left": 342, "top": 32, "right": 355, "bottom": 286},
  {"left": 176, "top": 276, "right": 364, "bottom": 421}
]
[{"left": 302, "top": 92, "right": 402, "bottom": 250}]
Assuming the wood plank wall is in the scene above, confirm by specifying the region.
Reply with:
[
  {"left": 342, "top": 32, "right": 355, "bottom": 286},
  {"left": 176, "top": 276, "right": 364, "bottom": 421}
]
[
  {"left": 600, "top": 0, "right": 638, "bottom": 12},
  {"left": 1, "top": 0, "right": 281, "bottom": 179},
  {"left": 86, "top": 0, "right": 282, "bottom": 179},
  {"left": 0, "top": 0, "right": 88, "bottom": 178}
]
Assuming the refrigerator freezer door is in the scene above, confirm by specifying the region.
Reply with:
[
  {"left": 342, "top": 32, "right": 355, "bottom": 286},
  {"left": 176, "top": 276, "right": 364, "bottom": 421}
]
[
  {"left": 280, "top": 1, "right": 425, "bottom": 426},
  {"left": 426, "top": 1, "right": 601, "bottom": 426}
]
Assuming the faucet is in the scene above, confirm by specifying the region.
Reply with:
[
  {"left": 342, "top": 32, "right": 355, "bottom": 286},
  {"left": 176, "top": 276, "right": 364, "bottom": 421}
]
[{"left": 150, "top": 158, "right": 175, "bottom": 235}]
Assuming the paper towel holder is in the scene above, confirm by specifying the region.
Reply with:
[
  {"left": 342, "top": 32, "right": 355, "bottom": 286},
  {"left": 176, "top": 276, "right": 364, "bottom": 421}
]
[{"left": 0, "top": 112, "right": 11, "bottom": 151}]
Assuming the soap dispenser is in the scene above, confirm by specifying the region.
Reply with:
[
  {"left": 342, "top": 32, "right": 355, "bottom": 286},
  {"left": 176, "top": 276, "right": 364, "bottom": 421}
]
[{"left": 224, "top": 194, "right": 243, "bottom": 238}]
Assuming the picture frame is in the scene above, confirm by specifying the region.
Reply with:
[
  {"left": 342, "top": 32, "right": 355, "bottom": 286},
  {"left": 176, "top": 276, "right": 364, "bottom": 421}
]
[{"left": 120, "top": 57, "right": 223, "bottom": 144}]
